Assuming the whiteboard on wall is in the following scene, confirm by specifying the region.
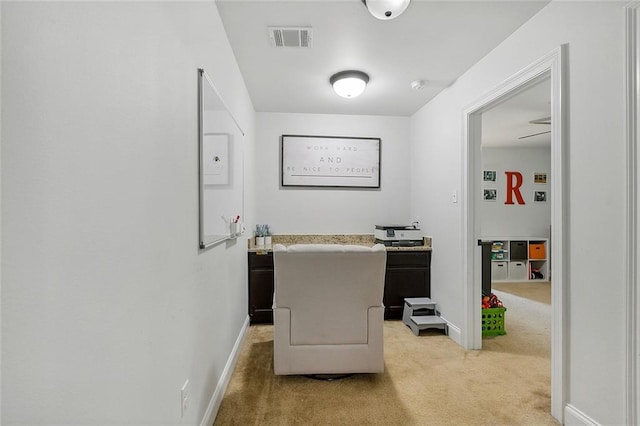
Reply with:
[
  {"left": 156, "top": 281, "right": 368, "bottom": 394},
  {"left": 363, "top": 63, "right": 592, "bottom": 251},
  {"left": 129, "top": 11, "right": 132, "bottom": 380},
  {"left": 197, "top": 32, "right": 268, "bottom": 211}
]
[{"left": 198, "top": 69, "right": 244, "bottom": 249}]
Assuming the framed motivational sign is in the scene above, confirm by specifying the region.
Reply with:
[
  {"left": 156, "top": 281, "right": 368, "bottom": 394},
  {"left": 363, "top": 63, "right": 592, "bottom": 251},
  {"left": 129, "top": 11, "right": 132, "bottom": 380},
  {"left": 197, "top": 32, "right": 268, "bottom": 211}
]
[{"left": 281, "top": 135, "right": 381, "bottom": 188}]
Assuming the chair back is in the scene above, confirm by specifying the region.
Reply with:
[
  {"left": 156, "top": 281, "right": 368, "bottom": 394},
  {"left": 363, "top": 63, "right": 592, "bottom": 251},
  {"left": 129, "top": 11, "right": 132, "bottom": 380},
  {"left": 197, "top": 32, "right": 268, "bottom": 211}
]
[{"left": 273, "top": 243, "right": 386, "bottom": 345}]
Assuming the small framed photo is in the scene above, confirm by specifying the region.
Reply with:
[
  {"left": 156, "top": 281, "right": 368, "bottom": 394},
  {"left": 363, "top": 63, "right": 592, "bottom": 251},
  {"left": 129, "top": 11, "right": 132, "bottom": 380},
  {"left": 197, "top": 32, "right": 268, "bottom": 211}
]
[
  {"left": 533, "top": 172, "right": 547, "bottom": 184},
  {"left": 203, "top": 133, "right": 230, "bottom": 186},
  {"left": 484, "top": 189, "right": 497, "bottom": 201},
  {"left": 534, "top": 191, "right": 547, "bottom": 203},
  {"left": 483, "top": 170, "right": 496, "bottom": 182}
]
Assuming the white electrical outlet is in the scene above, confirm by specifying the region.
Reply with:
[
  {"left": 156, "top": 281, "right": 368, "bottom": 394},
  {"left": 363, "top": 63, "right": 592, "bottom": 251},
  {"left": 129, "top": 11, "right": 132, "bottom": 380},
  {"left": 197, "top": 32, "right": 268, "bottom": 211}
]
[{"left": 181, "top": 379, "right": 190, "bottom": 418}]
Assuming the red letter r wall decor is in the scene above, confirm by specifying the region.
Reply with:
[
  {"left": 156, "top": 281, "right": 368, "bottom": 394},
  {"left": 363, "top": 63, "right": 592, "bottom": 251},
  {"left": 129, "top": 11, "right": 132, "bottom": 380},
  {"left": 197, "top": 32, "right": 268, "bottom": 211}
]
[{"left": 504, "top": 171, "right": 525, "bottom": 205}]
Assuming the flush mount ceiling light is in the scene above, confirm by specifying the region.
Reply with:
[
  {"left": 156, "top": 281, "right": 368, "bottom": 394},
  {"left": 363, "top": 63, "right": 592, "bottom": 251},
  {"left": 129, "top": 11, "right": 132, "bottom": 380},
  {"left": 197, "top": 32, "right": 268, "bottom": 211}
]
[
  {"left": 330, "top": 70, "right": 369, "bottom": 99},
  {"left": 361, "top": 0, "right": 411, "bottom": 20}
]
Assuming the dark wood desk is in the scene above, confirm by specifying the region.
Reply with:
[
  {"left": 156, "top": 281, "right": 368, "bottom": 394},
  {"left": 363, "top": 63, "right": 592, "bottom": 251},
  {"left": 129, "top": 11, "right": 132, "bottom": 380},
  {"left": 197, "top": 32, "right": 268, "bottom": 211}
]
[{"left": 248, "top": 249, "right": 431, "bottom": 323}]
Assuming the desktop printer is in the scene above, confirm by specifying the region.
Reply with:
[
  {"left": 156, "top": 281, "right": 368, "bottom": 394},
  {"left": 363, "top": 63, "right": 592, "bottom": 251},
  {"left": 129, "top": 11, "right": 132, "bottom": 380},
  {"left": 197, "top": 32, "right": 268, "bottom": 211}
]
[{"left": 374, "top": 225, "right": 424, "bottom": 247}]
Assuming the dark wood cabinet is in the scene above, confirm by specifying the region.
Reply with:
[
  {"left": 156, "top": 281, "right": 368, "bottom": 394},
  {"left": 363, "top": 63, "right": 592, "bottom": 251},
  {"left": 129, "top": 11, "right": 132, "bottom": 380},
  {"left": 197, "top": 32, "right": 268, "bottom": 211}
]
[
  {"left": 248, "top": 252, "right": 274, "bottom": 324},
  {"left": 248, "top": 249, "right": 431, "bottom": 324},
  {"left": 383, "top": 251, "right": 431, "bottom": 319}
]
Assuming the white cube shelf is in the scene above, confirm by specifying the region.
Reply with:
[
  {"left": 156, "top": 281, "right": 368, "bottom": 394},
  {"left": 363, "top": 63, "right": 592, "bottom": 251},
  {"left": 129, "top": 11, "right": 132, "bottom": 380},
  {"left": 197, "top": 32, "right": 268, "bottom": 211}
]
[{"left": 487, "top": 238, "right": 549, "bottom": 282}]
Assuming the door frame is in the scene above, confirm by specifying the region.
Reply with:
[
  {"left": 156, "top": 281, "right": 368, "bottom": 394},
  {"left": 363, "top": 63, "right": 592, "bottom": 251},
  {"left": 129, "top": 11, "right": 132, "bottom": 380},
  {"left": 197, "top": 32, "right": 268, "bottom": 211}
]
[
  {"left": 461, "top": 46, "right": 566, "bottom": 422},
  {"left": 626, "top": 4, "right": 639, "bottom": 425}
]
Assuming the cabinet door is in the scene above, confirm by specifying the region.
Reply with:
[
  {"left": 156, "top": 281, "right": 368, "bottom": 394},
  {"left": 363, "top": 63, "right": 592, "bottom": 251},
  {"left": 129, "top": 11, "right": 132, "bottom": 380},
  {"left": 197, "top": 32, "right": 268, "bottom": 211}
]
[
  {"left": 248, "top": 253, "right": 274, "bottom": 324},
  {"left": 249, "top": 269, "right": 274, "bottom": 324},
  {"left": 384, "top": 266, "right": 430, "bottom": 319}
]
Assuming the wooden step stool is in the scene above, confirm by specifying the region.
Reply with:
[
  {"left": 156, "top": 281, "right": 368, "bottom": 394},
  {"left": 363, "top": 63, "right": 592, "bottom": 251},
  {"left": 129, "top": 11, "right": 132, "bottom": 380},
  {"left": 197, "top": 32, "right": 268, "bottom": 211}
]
[{"left": 402, "top": 297, "right": 448, "bottom": 336}]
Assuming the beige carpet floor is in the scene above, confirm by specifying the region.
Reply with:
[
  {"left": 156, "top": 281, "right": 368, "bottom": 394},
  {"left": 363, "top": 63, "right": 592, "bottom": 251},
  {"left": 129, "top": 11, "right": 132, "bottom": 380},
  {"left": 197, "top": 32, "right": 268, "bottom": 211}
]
[{"left": 214, "top": 282, "right": 556, "bottom": 425}]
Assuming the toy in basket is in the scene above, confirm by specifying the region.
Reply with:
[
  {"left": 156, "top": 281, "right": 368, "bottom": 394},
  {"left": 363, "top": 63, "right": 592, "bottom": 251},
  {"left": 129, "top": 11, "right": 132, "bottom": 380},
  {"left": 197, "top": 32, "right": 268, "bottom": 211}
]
[{"left": 482, "top": 293, "right": 507, "bottom": 336}]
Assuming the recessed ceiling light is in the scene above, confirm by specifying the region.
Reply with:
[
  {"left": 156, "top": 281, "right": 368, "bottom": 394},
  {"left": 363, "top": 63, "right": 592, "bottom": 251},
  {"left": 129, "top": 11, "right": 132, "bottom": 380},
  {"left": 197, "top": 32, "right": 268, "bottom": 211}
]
[{"left": 330, "top": 70, "right": 369, "bottom": 99}]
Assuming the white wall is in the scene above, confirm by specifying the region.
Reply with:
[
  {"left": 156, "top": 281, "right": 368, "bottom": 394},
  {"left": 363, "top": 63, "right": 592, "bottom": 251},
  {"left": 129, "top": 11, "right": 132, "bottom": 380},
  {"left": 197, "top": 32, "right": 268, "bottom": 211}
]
[
  {"left": 1, "top": 2, "right": 254, "bottom": 425},
  {"left": 480, "top": 146, "right": 551, "bottom": 238},
  {"left": 254, "top": 113, "right": 411, "bottom": 234},
  {"left": 410, "top": 1, "right": 626, "bottom": 423}
]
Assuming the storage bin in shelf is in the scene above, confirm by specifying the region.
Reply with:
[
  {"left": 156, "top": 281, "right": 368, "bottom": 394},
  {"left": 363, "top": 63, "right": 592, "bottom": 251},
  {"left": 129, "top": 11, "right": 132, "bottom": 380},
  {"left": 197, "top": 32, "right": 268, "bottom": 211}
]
[
  {"left": 482, "top": 307, "right": 506, "bottom": 336},
  {"left": 510, "top": 240, "right": 527, "bottom": 260},
  {"left": 509, "top": 261, "right": 527, "bottom": 280},
  {"left": 529, "top": 242, "right": 546, "bottom": 259},
  {"left": 491, "top": 262, "right": 508, "bottom": 280}
]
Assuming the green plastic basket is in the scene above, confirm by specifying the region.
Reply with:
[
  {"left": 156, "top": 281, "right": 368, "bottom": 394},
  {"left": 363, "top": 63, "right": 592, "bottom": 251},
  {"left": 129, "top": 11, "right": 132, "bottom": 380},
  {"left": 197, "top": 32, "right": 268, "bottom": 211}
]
[{"left": 482, "top": 307, "right": 507, "bottom": 336}]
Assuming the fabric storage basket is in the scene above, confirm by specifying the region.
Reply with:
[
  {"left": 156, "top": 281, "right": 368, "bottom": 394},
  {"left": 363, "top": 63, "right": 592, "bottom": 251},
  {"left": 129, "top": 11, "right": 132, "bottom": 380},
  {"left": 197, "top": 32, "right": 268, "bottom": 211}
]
[
  {"left": 491, "top": 262, "right": 508, "bottom": 280},
  {"left": 528, "top": 243, "right": 546, "bottom": 259},
  {"left": 509, "top": 261, "right": 527, "bottom": 280},
  {"left": 482, "top": 307, "right": 506, "bottom": 336},
  {"left": 510, "top": 240, "right": 527, "bottom": 260}
]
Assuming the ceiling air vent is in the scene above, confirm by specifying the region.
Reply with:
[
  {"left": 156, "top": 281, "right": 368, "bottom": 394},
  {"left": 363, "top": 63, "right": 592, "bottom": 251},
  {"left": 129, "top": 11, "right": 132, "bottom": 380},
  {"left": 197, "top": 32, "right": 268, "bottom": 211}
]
[{"left": 268, "top": 27, "right": 312, "bottom": 48}]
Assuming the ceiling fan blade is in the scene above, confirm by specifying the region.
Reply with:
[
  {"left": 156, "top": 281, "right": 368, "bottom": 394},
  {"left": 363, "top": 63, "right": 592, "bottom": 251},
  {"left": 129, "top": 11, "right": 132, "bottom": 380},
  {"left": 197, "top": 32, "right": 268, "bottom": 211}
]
[
  {"left": 529, "top": 116, "right": 551, "bottom": 125},
  {"left": 518, "top": 130, "right": 551, "bottom": 140}
]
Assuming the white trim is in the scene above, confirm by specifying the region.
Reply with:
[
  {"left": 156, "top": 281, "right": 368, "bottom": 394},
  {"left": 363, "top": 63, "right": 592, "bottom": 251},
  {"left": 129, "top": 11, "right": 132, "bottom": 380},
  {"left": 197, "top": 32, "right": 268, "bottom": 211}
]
[
  {"left": 462, "top": 112, "right": 483, "bottom": 350},
  {"left": 626, "top": 3, "right": 640, "bottom": 426},
  {"left": 462, "top": 46, "right": 566, "bottom": 423},
  {"left": 199, "top": 316, "right": 250, "bottom": 426},
  {"left": 0, "top": 1, "right": 3, "bottom": 412},
  {"left": 549, "top": 46, "right": 567, "bottom": 424},
  {"left": 0, "top": 2, "right": 3, "bottom": 413},
  {"left": 564, "top": 404, "right": 601, "bottom": 426},
  {"left": 439, "top": 316, "right": 463, "bottom": 346}
]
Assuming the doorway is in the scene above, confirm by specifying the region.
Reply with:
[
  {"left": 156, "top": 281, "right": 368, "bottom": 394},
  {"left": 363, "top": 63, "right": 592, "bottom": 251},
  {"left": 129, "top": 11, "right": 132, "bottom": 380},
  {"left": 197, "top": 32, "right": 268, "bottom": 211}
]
[
  {"left": 462, "top": 47, "right": 566, "bottom": 423},
  {"left": 480, "top": 75, "right": 553, "bottom": 414}
]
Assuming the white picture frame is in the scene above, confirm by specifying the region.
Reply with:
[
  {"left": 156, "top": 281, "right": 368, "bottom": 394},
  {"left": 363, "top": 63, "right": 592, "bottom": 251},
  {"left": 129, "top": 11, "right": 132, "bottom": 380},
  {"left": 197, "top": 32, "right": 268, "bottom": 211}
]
[
  {"left": 534, "top": 191, "right": 547, "bottom": 202},
  {"left": 533, "top": 172, "right": 548, "bottom": 184},
  {"left": 483, "top": 170, "right": 497, "bottom": 182},
  {"left": 484, "top": 189, "right": 497, "bottom": 201},
  {"left": 203, "top": 133, "right": 230, "bottom": 186}
]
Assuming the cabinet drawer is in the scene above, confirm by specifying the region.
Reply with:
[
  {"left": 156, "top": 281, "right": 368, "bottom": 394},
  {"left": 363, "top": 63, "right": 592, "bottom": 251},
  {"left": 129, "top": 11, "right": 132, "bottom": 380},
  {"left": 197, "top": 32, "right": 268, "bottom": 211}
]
[
  {"left": 386, "top": 251, "right": 431, "bottom": 267},
  {"left": 248, "top": 252, "right": 274, "bottom": 268}
]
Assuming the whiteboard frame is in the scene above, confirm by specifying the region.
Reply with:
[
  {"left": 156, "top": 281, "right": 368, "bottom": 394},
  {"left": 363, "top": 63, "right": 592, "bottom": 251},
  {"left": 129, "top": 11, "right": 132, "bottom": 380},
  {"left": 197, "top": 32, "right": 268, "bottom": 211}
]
[{"left": 198, "top": 68, "right": 245, "bottom": 249}]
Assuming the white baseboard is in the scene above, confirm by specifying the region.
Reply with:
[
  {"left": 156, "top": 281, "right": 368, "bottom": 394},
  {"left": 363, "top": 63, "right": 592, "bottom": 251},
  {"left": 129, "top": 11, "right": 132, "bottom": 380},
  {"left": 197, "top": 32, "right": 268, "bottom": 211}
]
[
  {"left": 200, "top": 316, "right": 250, "bottom": 426},
  {"left": 440, "top": 316, "right": 463, "bottom": 346},
  {"left": 564, "top": 404, "right": 601, "bottom": 426}
]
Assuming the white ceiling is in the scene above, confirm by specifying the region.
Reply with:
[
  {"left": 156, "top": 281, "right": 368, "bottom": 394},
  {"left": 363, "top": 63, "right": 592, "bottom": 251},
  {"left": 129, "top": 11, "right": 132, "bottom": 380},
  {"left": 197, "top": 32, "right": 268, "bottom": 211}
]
[
  {"left": 482, "top": 77, "right": 551, "bottom": 148},
  {"left": 216, "top": 0, "right": 550, "bottom": 117}
]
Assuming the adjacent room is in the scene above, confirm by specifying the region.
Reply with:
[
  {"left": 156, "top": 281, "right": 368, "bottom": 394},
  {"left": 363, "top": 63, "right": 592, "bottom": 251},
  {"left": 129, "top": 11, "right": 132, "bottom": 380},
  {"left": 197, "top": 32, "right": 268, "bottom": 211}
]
[{"left": 1, "top": 1, "right": 636, "bottom": 426}]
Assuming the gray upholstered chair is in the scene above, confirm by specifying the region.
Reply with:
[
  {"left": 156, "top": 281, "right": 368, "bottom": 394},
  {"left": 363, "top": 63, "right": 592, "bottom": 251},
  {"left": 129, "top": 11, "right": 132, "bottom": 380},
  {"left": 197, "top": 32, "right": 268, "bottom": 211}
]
[{"left": 272, "top": 243, "right": 387, "bottom": 375}]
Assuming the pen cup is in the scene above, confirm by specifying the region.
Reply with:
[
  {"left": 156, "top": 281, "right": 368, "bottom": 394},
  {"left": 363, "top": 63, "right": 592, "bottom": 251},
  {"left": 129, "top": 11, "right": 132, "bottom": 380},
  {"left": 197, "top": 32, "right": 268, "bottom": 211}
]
[{"left": 231, "top": 222, "right": 242, "bottom": 237}]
